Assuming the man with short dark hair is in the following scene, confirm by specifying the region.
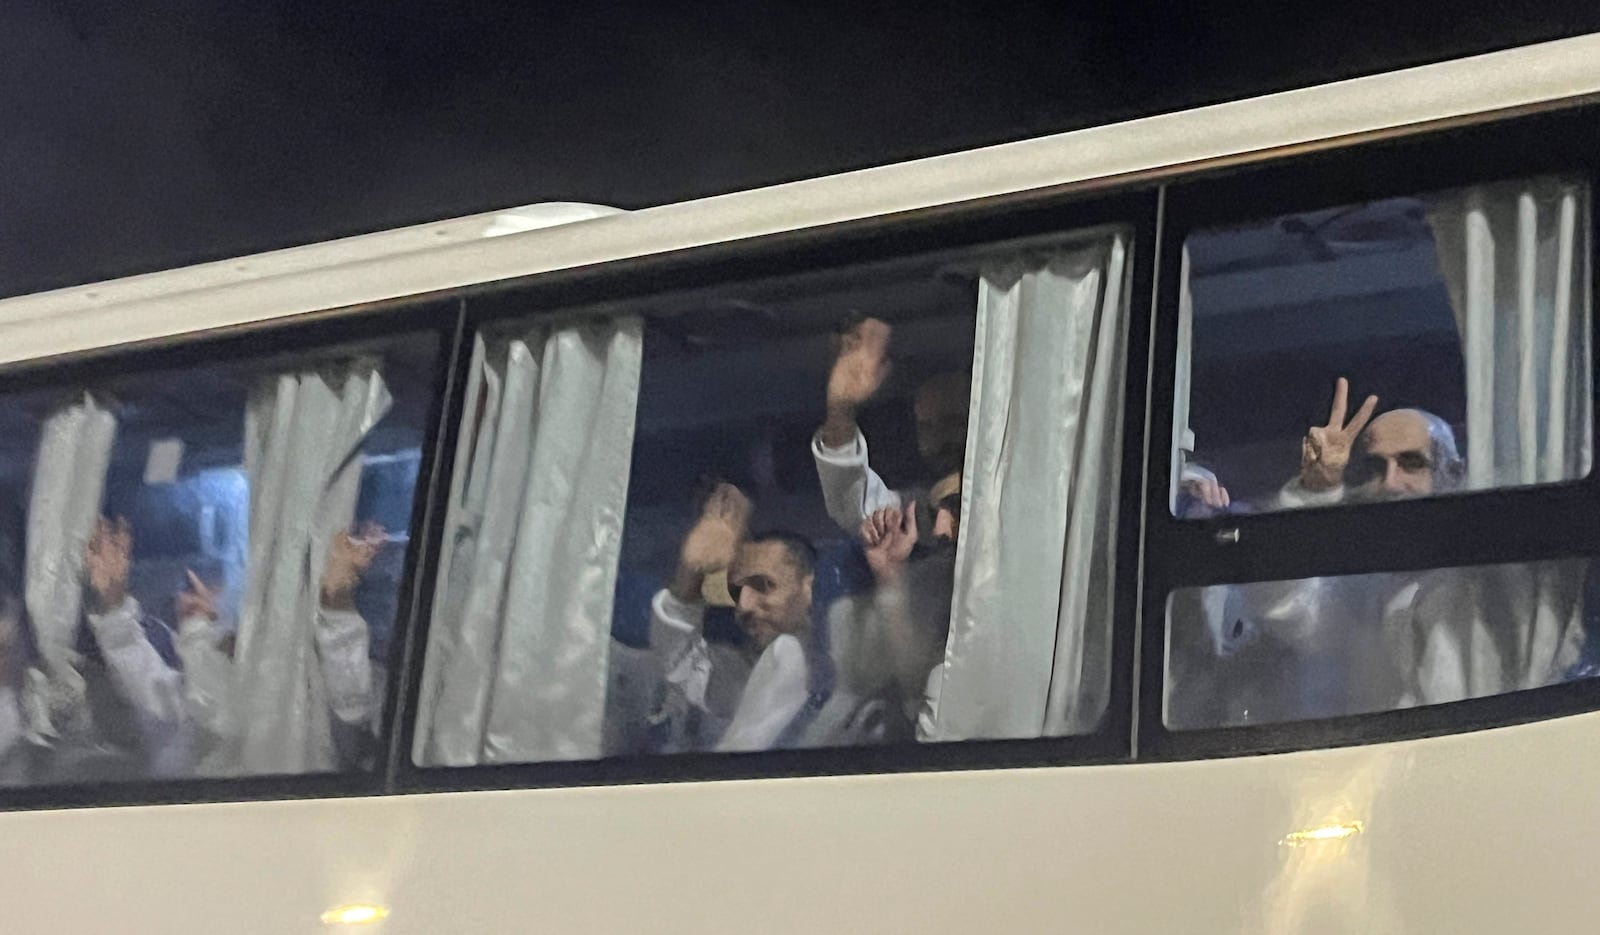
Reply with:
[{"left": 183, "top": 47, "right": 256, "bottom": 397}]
[
  {"left": 807, "top": 317, "right": 969, "bottom": 743},
  {"left": 649, "top": 483, "right": 822, "bottom": 752}
]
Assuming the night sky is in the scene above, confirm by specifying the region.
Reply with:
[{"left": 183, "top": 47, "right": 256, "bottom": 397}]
[{"left": 4, "top": 0, "right": 1599, "bottom": 298}]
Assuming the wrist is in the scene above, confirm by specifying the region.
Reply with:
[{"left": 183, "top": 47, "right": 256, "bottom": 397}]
[
  {"left": 320, "top": 587, "right": 357, "bottom": 610},
  {"left": 669, "top": 566, "right": 707, "bottom": 604},
  {"left": 819, "top": 406, "right": 859, "bottom": 449},
  {"left": 90, "top": 589, "right": 127, "bottom": 615}
]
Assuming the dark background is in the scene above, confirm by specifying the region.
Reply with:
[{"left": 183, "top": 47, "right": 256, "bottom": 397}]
[{"left": 5, "top": 0, "right": 1600, "bottom": 299}]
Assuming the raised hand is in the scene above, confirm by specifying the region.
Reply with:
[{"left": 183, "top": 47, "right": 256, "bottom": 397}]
[
  {"left": 678, "top": 483, "right": 752, "bottom": 577},
  {"left": 321, "top": 522, "right": 385, "bottom": 610},
  {"left": 1180, "top": 463, "right": 1231, "bottom": 509},
  {"left": 176, "top": 570, "right": 220, "bottom": 623},
  {"left": 1301, "top": 377, "right": 1379, "bottom": 492},
  {"left": 85, "top": 516, "right": 133, "bottom": 613},
  {"left": 861, "top": 503, "right": 917, "bottom": 583},
  {"left": 820, "top": 317, "right": 893, "bottom": 447}
]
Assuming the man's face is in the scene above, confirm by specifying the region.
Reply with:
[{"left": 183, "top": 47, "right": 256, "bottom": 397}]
[
  {"left": 1356, "top": 410, "right": 1437, "bottom": 499},
  {"left": 914, "top": 375, "right": 970, "bottom": 475},
  {"left": 729, "top": 541, "right": 813, "bottom": 651}
]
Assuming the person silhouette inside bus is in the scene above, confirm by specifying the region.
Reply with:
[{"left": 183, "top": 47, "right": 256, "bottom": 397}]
[
  {"left": 1276, "top": 377, "right": 1463, "bottom": 508},
  {"left": 171, "top": 522, "right": 386, "bottom": 774},
  {"left": 0, "top": 513, "right": 188, "bottom": 784},
  {"left": 1183, "top": 377, "right": 1582, "bottom": 726},
  {"left": 809, "top": 317, "right": 967, "bottom": 742},
  {"left": 805, "top": 470, "right": 962, "bottom": 746},
  {"left": 648, "top": 482, "right": 825, "bottom": 753}
]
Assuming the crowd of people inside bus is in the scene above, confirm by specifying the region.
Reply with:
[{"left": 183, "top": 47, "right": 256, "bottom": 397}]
[
  {"left": 632, "top": 316, "right": 970, "bottom": 752},
  {"left": 0, "top": 504, "right": 388, "bottom": 785},
  {"left": 0, "top": 311, "right": 1589, "bottom": 778},
  {"left": 630, "top": 309, "right": 1592, "bottom": 748}
]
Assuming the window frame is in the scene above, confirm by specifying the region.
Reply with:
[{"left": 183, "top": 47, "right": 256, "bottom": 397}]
[
  {"left": 391, "top": 188, "right": 1161, "bottom": 794},
  {"left": 0, "top": 298, "right": 462, "bottom": 811},
  {"left": 1138, "top": 105, "right": 1600, "bottom": 760}
]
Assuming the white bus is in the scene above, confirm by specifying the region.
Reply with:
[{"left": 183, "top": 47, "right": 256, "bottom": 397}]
[{"left": 0, "top": 32, "right": 1598, "bottom": 935}]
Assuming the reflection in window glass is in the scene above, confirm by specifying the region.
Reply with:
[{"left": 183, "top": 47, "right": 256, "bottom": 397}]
[
  {"left": 414, "top": 227, "right": 1133, "bottom": 766},
  {"left": 1172, "top": 176, "right": 1591, "bottom": 518},
  {"left": 0, "top": 335, "right": 438, "bottom": 786},
  {"left": 1165, "top": 558, "right": 1594, "bottom": 729}
]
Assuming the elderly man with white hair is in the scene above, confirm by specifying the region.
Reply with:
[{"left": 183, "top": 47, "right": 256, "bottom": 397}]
[{"left": 1174, "top": 378, "right": 1586, "bottom": 728}]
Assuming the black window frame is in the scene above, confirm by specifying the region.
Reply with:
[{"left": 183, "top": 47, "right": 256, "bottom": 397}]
[
  {"left": 1138, "top": 105, "right": 1600, "bottom": 761},
  {"left": 391, "top": 187, "right": 1160, "bottom": 794},
  {"left": 0, "top": 298, "right": 461, "bottom": 811}
]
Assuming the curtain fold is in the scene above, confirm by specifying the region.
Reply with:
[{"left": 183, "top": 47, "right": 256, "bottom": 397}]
[
  {"left": 925, "top": 232, "right": 1129, "bottom": 741},
  {"left": 1427, "top": 177, "right": 1592, "bottom": 489},
  {"left": 415, "top": 317, "right": 642, "bottom": 766},
  {"left": 22, "top": 394, "right": 117, "bottom": 740},
  {"left": 1425, "top": 177, "right": 1592, "bottom": 691},
  {"left": 230, "top": 359, "right": 391, "bottom": 774}
]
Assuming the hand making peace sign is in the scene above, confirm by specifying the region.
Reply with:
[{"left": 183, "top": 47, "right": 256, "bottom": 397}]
[{"left": 1301, "top": 377, "right": 1379, "bottom": 492}]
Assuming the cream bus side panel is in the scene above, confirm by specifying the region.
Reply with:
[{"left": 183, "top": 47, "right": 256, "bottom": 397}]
[{"left": 3, "top": 708, "right": 1597, "bottom": 934}]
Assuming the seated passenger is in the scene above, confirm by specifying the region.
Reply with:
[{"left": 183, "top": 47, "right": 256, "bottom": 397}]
[
  {"left": 807, "top": 472, "right": 961, "bottom": 746},
  {"left": 0, "top": 516, "right": 188, "bottom": 784},
  {"left": 810, "top": 317, "right": 967, "bottom": 741},
  {"left": 173, "top": 523, "right": 385, "bottom": 775},
  {"left": 648, "top": 483, "right": 822, "bottom": 753},
  {"left": 1182, "top": 378, "right": 1584, "bottom": 724}
]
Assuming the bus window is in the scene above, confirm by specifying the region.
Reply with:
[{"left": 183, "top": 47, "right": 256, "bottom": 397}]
[
  {"left": 414, "top": 225, "right": 1134, "bottom": 768},
  {"left": 0, "top": 332, "right": 439, "bottom": 787},
  {"left": 1164, "top": 556, "right": 1595, "bottom": 729},
  {"left": 1171, "top": 176, "right": 1591, "bottom": 519}
]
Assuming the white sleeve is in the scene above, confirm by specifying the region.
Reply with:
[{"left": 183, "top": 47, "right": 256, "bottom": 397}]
[
  {"left": 315, "top": 606, "right": 375, "bottom": 728},
  {"left": 85, "top": 597, "right": 185, "bottom": 730},
  {"left": 716, "top": 634, "right": 810, "bottom": 752},
  {"left": 812, "top": 428, "right": 902, "bottom": 532},
  {"left": 175, "top": 617, "right": 236, "bottom": 743},
  {"left": 650, "top": 589, "right": 713, "bottom": 709},
  {"left": 1276, "top": 479, "right": 1347, "bottom": 511}
]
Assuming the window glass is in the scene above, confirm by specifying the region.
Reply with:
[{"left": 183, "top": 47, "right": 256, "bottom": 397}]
[
  {"left": 1164, "top": 558, "right": 1598, "bottom": 729},
  {"left": 1172, "top": 176, "right": 1592, "bottom": 518},
  {"left": 0, "top": 333, "right": 439, "bottom": 786},
  {"left": 415, "top": 227, "right": 1133, "bottom": 766}
]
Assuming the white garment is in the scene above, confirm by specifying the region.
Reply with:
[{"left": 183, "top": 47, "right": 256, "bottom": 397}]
[
  {"left": 805, "top": 562, "right": 953, "bottom": 747},
  {"left": 175, "top": 602, "right": 376, "bottom": 776},
  {"left": 812, "top": 430, "right": 904, "bottom": 532},
  {"left": 812, "top": 429, "right": 951, "bottom": 741},
  {"left": 0, "top": 684, "right": 28, "bottom": 785},
  {"left": 1177, "top": 481, "right": 1587, "bottom": 726},
  {"left": 649, "top": 590, "right": 810, "bottom": 753}
]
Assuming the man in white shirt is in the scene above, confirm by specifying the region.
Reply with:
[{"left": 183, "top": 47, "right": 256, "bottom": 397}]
[
  {"left": 807, "top": 316, "right": 968, "bottom": 743},
  {"left": 173, "top": 522, "right": 386, "bottom": 774},
  {"left": 1172, "top": 378, "right": 1585, "bottom": 727},
  {"left": 649, "top": 482, "right": 821, "bottom": 753}
]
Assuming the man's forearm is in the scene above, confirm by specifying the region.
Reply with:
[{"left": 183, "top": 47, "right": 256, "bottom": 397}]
[{"left": 817, "top": 404, "right": 859, "bottom": 450}]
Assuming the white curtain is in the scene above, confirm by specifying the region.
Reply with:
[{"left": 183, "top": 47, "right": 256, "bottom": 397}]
[
  {"left": 230, "top": 359, "right": 391, "bottom": 774},
  {"left": 1427, "top": 177, "right": 1592, "bottom": 489},
  {"left": 414, "top": 317, "right": 642, "bottom": 766},
  {"left": 21, "top": 394, "right": 117, "bottom": 740},
  {"left": 925, "top": 231, "right": 1129, "bottom": 741},
  {"left": 1423, "top": 177, "right": 1592, "bottom": 694}
]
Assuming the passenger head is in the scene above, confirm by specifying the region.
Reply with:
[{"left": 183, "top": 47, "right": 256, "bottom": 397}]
[
  {"left": 729, "top": 531, "right": 815, "bottom": 651},
  {"left": 928, "top": 471, "right": 962, "bottom": 545},
  {"left": 1355, "top": 409, "right": 1464, "bottom": 500},
  {"left": 914, "top": 372, "right": 971, "bottom": 475}
]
